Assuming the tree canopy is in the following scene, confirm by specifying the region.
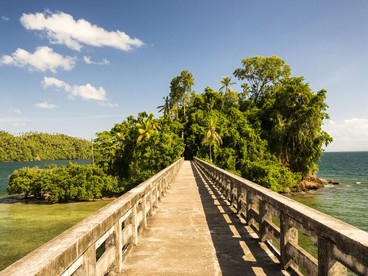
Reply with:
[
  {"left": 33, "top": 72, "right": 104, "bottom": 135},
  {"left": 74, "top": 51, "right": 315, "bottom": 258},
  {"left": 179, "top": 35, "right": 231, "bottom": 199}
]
[
  {"left": 0, "top": 131, "right": 91, "bottom": 162},
  {"left": 158, "top": 55, "right": 332, "bottom": 191}
]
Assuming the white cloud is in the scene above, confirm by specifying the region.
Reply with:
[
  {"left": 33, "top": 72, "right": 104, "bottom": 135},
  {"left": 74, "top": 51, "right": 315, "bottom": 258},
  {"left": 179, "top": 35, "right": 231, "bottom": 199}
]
[
  {"left": 20, "top": 11, "right": 144, "bottom": 52},
  {"left": 42, "top": 77, "right": 108, "bottom": 102},
  {"left": 36, "top": 101, "right": 57, "bottom": 109},
  {"left": 83, "top": 56, "right": 110, "bottom": 65},
  {"left": 2, "top": 16, "right": 9, "bottom": 21},
  {"left": 0, "top": 46, "right": 75, "bottom": 72},
  {"left": 323, "top": 118, "right": 368, "bottom": 151}
]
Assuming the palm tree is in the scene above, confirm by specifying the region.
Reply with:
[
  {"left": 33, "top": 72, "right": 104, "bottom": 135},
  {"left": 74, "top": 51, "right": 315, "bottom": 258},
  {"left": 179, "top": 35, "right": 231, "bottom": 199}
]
[
  {"left": 136, "top": 114, "right": 161, "bottom": 143},
  {"left": 219, "top": 76, "right": 236, "bottom": 93},
  {"left": 201, "top": 117, "right": 222, "bottom": 161},
  {"left": 180, "top": 70, "right": 194, "bottom": 116},
  {"left": 169, "top": 76, "right": 181, "bottom": 119},
  {"left": 157, "top": 96, "right": 171, "bottom": 119}
]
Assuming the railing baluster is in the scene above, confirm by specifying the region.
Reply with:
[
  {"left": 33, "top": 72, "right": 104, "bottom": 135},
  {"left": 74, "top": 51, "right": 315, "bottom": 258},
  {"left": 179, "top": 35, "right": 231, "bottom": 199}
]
[{"left": 318, "top": 237, "right": 347, "bottom": 275}]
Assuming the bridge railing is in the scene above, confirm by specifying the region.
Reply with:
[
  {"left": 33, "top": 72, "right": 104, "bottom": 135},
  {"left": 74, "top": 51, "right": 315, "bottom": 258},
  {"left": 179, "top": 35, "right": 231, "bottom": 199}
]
[
  {"left": 194, "top": 158, "right": 368, "bottom": 276},
  {"left": 1, "top": 158, "right": 184, "bottom": 276}
]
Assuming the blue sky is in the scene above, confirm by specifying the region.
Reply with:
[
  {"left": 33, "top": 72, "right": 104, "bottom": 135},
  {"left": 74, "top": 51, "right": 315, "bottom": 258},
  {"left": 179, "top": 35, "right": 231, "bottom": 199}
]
[{"left": 1, "top": 1, "right": 368, "bottom": 151}]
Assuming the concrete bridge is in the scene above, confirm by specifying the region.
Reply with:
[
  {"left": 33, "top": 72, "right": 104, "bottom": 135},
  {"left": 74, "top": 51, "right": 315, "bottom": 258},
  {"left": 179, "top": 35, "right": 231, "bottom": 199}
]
[{"left": 1, "top": 158, "right": 368, "bottom": 275}]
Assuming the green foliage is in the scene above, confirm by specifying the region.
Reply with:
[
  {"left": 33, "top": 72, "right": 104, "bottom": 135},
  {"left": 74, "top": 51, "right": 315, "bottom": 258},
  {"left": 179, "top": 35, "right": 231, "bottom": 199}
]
[
  {"left": 7, "top": 163, "right": 118, "bottom": 203},
  {"left": 94, "top": 113, "right": 185, "bottom": 190},
  {"left": 241, "top": 158, "right": 301, "bottom": 192},
  {"left": 234, "top": 55, "right": 291, "bottom": 104},
  {"left": 162, "top": 56, "right": 332, "bottom": 191},
  {"left": 0, "top": 131, "right": 91, "bottom": 162}
]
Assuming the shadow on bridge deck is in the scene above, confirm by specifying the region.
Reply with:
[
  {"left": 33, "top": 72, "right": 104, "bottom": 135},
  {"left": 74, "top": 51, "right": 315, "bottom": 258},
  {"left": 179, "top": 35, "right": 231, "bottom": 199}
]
[
  {"left": 191, "top": 162, "right": 287, "bottom": 276},
  {"left": 119, "top": 161, "right": 288, "bottom": 275}
]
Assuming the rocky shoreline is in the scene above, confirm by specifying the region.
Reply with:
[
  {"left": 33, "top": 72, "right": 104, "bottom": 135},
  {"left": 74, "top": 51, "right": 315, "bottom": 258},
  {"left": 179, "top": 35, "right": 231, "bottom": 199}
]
[{"left": 291, "top": 175, "right": 340, "bottom": 192}]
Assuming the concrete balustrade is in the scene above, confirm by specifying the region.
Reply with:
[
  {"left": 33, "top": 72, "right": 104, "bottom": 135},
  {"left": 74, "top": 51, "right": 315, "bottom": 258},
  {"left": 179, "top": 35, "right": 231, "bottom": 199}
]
[
  {"left": 0, "top": 158, "right": 183, "bottom": 276},
  {"left": 194, "top": 158, "right": 368, "bottom": 275}
]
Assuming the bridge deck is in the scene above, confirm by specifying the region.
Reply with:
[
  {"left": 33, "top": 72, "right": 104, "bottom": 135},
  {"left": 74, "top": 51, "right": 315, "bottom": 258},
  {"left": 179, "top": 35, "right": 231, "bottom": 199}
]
[{"left": 120, "top": 161, "right": 288, "bottom": 275}]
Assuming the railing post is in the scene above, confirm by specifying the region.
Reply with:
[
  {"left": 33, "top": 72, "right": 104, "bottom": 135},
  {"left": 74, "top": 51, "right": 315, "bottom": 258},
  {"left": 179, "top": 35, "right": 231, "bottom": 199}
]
[
  {"left": 114, "top": 220, "right": 123, "bottom": 273},
  {"left": 318, "top": 237, "right": 347, "bottom": 275},
  {"left": 77, "top": 246, "right": 96, "bottom": 275},
  {"left": 259, "top": 200, "right": 271, "bottom": 242},
  {"left": 149, "top": 188, "right": 155, "bottom": 214},
  {"left": 280, "top": 212, "right": 298, "bottom": 269},
  {"left": 236, "top": 182, "right": 242, "bottom": 213},
  {"left": 246, "top": 191, "right": 256, "bottom": 226},
  {"left": 132, "top": 202, "right": 138, "bottom": 246},
  {"left": 142, "top": 194, "right": 148, "bottom": 229},
  {"left": 227, "top": 179, "right": 233, "bottom": 203}
]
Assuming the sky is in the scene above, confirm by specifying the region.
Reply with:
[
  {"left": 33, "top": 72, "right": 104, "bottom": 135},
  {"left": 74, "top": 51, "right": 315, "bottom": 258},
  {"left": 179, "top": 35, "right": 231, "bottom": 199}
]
[{"left": 1, "top": 1, "right": 368, "bottom": 151}]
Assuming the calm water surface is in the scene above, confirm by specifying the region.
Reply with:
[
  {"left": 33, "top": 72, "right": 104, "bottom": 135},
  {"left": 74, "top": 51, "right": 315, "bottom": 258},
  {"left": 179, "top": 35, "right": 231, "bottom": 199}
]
[{"left": 289, "top": 152, "right": 368, "bottom": 231}]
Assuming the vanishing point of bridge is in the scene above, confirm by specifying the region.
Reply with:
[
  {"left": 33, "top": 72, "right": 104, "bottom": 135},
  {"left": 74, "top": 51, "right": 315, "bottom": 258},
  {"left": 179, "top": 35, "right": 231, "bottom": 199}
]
[{"left": 1, "top": 159, "right": 368, "bottom": 275}]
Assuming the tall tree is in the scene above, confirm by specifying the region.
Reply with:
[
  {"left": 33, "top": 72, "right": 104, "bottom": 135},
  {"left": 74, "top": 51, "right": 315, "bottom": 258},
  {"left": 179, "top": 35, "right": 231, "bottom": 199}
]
[
  {"left": 266, "top": 77, "right": 332, "bottom": 174},
  {"left": 169, "top": 76, "right": 182, "bottom": 119},
  {"left": 219, "top": 76, "right": 236, "bottom": 93},
  {"left": 180, "top": 70, "right": 194, "bottom": 116},
  {"left": 201, "top": 117, "right": 222, "bottom": 161},
  {"left": 234, "top": 55, "right": 291, "bottom": 104},
  {"left": 168, "top": 70, "right": 195, "bottom": 118},
  {"left": 157, "top": 96, "right": 172, "bottom": 119}
]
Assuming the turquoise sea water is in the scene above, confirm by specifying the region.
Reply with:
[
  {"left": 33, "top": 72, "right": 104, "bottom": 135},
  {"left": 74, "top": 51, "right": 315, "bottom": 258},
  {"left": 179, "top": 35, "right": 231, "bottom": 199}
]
[{"left": 290, "top": 151, "right": 368, "bottom": 231}]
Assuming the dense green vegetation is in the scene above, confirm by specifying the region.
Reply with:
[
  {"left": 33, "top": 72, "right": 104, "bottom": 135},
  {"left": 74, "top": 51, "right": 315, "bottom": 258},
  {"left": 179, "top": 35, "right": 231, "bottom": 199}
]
[
  {"left": 93, "top": 56, "right": 331, "bottom": 193},
  {"left": 93, "top": 112, "right": 185, "bottom": 189},
  {"left": 7, "top": 163, "right": 117, "bottom": 203},
  {"left": 0, "top": 131, "right": 91, "bottom": 161},
  {"left": 157, "top": 56, "right": 331, "bottom": 191},
  {"left": 6, "top": 55, "right": 332, "bottom": 200}
]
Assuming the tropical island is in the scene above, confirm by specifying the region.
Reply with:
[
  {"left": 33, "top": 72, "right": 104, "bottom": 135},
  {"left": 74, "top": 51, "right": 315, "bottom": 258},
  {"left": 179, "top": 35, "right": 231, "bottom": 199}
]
[{"left": 6, "top": 56, "right": 332, "bottom": 203}]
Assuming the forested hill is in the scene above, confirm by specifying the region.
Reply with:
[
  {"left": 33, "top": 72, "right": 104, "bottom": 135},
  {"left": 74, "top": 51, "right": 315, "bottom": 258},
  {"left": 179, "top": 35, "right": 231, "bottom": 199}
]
[{"left": 0, "top": 131, "right": 91, "bottom": 162}]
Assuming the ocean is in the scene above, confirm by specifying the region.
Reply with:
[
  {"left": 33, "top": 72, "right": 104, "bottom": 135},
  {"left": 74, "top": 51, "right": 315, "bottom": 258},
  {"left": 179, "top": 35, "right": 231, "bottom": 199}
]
[{"left": 290, "top": 151, "right": 368, "bottom": 231}]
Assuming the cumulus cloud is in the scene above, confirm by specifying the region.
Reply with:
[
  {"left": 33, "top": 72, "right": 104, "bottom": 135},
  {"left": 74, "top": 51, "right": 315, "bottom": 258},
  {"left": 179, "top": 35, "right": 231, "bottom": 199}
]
[
  {"left": 323, "top": 118, "right": 368, "bottom": 151},
  {"left": 42, "top": 77, "right": 108, "bottom": 102},
  {"left": 0, "top": 46, "right": 75, "bottom": 72},
  {"left": 20, "top": 11, "right": 144, "bottom": 52},
  {"left": 2, "top": 16, "right": 9, "bottom": 21},
  {"left": 36, "top": 101, "right": 57, "bottom": 109},
  {"left": 83, "top": 56, "right": 110, "bottom": 65}
]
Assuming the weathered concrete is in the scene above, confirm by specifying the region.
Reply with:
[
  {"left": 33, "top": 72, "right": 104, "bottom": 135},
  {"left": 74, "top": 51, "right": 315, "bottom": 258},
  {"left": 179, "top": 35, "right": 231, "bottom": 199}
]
[
  {"left": 194, "top": 158, "right": 368, "bottom": 275},
  {"left": 120, "top": 161, "right": 288, "bottom": 275}
]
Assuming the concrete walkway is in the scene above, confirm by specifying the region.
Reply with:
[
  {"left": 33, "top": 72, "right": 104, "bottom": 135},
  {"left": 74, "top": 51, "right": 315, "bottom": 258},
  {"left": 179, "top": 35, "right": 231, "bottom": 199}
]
[{"left": 120, "top": 161, "right": 288, "bottom": 275}]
